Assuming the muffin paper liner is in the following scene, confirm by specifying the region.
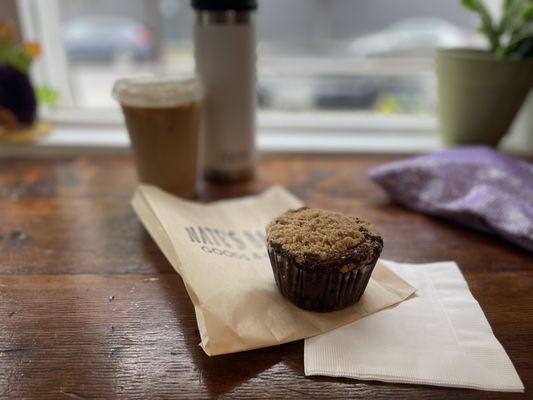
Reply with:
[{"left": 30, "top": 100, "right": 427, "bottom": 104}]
[{"left": 268, "top": 244, "right": 377, "bottom": 312}]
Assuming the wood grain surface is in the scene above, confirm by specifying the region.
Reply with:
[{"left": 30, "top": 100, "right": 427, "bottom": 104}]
[{"left": 0, "top": 154, "right": 531, "bottom": 399}]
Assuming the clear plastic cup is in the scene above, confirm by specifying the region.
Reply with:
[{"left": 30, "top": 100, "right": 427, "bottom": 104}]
[{"left": 113, "top": 76, "right": 203, "bottom": 198}]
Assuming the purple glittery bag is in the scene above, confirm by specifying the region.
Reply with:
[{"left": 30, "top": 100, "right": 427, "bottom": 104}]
[{"left": 369, "top": 146, "right": 533, "bottom": 252}]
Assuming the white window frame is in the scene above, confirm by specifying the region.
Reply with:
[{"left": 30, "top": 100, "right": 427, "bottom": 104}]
[
  {"left": 17, "top": 0, "right": 74, "bottom": 107},
  {"left": 13, "top": 0, "right": 441, "bottom": 155}
]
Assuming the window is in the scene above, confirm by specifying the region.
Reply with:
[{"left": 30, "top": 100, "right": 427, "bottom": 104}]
[{"left": 16, "top": 0, "right": 480, "bottom": 152}]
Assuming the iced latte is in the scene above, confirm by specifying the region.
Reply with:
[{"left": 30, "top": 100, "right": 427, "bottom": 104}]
[{"left": 113, "top": 76, "right": 202, "bottom": 198}]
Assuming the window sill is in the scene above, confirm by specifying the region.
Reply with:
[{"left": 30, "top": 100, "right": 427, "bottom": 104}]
[
  {"left": 0, "top": 110, "right": 443, "bottom": 156},
  {"left": 2, "top": 112, "right": 529, "bottom": 157},
  {"left": 0, "top": 123, "right": 442, "bottom": 157}
]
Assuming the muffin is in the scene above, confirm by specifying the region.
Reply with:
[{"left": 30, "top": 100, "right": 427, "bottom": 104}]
[{"left": 266, "top": 207, "right": 383, "bottom": 312}]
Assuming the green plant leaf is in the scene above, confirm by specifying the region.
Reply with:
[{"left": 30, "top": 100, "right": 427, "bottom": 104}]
[
  {"left": 501, "top": 0, "right": 523, "bottom": 30},
  {"left": 35, "top": 85, "right": 60, "bottom": 106},
  {"left": 0, "top": 43, "right": 33, "bottom": 73},
  {"left": 500, "top": 0, "right": 533, "bottom": 58},
  {"left": 502, "top": 23, "right": 533, "bottom": 54},
  {"left": 461, "top": 0, "right": 500, "bottom": 51},
  {"left": 462, "top": 0, "right": 482, "bottom": 11},
  {"left": 522, "top": 3, "right": 533, "bottom": 19},
  {"left": 464, "top": 0, "right": 533, "bottom": 59},
  {"left": 506, "top": 37, "right": 533, "bottom": 58}
]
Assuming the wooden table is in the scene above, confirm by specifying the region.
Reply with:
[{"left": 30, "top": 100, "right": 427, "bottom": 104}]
[{"left": 1, "top": 154, "right": 531, "bottom": 399}]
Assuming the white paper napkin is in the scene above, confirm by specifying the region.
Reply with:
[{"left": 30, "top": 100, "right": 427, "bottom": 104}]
[{"left": 305, "top": 260, "right": 524, "bottom": 392}]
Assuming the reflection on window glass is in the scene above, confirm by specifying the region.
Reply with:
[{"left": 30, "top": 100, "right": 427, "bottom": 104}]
[{"left": 59, "top": 0, "right": 476, "bottom": 114}]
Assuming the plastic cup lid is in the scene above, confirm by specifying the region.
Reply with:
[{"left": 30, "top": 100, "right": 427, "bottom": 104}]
[{"left": 112, "top": 75, "right": 203, "bottom": 108}]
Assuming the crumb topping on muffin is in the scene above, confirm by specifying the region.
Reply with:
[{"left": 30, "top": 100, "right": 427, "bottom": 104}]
[{"left": 266, "top": 207, "right": 381, "bottom": 264}]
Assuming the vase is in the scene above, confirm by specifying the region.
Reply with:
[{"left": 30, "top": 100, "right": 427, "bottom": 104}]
[{"left": 436, "top": 48, "right": 533, "bottom": 146}]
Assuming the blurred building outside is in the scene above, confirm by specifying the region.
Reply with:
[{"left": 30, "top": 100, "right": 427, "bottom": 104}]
[{"left": 55, "top": 0, "right": 479, "bottom": 115}]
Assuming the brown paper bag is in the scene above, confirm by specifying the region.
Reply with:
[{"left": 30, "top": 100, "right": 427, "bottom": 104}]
[{"left": 132, "top": 185, "right": 415, "bottom": 356}]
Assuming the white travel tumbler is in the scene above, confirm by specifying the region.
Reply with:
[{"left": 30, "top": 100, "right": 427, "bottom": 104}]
[{"left": 192, "top": 0, "right": 257, "bottom": 182}]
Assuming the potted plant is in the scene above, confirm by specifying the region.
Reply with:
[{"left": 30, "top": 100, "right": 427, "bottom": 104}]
[
  {"left": 0, "top": 21, "right": 57, "bottom": 143},
  {"left": 437, "top": 0, "right": 533, "bottom": 146}
]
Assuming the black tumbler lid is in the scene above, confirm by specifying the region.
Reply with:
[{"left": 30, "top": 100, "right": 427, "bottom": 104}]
[{"left": 191, "top": 0, "right": 257, "bottom": 11}]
